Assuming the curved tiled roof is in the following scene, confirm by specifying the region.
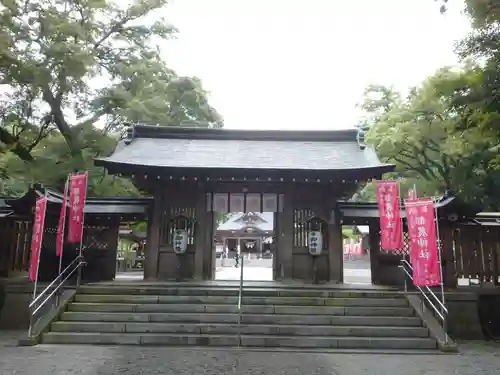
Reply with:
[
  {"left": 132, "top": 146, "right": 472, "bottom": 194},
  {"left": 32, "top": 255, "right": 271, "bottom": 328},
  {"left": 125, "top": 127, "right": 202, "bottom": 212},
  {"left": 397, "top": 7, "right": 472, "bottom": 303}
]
[
  {"left": 95, "top": 125, "right": 394, "bottom": 173},
  {"left": 217, "top": 212, "right": 274, "bottom": 231}
]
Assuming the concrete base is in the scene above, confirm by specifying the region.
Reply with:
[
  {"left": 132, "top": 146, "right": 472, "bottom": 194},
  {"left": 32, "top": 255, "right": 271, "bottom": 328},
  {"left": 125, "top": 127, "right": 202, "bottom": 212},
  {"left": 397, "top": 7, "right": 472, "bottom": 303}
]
[
  {"left": 0, "top": 281, "right": 34, "bottom": 330},
  {"left": 446, "top": 291, "right": 484, "bottom": 339},
  {"left": 406, "top": 294, "right": 458, "bottom": 353}
]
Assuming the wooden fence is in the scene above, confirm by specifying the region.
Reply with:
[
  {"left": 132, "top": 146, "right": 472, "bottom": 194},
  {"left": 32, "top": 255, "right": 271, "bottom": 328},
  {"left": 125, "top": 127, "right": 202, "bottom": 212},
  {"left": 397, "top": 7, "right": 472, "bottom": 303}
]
[{"left": 376, "top": 223, "right": 500, "bottom": 287}]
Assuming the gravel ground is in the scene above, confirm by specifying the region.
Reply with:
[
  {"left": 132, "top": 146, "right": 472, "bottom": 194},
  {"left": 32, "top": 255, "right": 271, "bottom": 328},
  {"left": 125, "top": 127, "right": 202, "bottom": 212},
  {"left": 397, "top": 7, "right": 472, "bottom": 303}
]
[{"left": 1, "top": 331, "right": 499, "bottom": 375}]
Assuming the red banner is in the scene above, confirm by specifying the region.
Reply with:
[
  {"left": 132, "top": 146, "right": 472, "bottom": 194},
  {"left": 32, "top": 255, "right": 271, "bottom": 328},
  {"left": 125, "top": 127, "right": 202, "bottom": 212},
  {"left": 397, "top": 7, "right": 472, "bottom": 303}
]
[
  {"left": 376, "top": 181, "right": 404, "bottom": 250},
  {"left": 56, "top": 182, "right": 68, "bottom": 256},
  {"left": 67, "top": 173, "right": 88, "bottom": 243},
  {"left": 405, "top": 199, "right": 441, "bottom": 286},
  {"left": 343, "top": 239, "right": 364, "bottom": 257},
  {"left": 29, "top": 197, "right": 48, "bottom": 281}
]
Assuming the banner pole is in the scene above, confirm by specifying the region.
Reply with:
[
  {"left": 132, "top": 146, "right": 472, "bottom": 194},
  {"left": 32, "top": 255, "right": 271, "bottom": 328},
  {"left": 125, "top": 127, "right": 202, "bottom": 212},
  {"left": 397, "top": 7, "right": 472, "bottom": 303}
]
[
  {"left": 396, "top": 179, "right": 407, "bottom": 261},
  {"left": 58, "top": 175, "right": 70, "bottom": 276},
  {"left": 433, "top": 196, "right": 448, "bottom": 343},
  {"left": 76, "top": 172, "right": 88, "bottom": 287}
]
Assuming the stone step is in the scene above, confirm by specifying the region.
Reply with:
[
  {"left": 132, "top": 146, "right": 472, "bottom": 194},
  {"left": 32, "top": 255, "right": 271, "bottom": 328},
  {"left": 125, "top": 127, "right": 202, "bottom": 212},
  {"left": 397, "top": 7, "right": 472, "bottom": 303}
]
[
  {"left": 73, "top": 294, "right": 408, "bottom": 307},
  {"left": 74, "top": 295, "right": 234, "bottom": 304},
  {"left": 61, "top": 312, "right": 422, "bottom": 326},
  {"left": 41, "top": 332, "right": 437, "bottom": 349},
  {"left": 77, "top": 286, "right": 403, "bottom": 299},
  {"left": 67, "top": 303, "right": 413, "bottom": 316},
  {"left": 51, "top": 321, "right": 430, "bottom": 337}
]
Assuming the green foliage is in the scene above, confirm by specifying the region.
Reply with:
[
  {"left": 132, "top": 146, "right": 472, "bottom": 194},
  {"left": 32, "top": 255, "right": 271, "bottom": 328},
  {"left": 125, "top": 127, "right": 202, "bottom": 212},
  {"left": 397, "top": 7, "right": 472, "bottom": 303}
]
[
  {"left": 93, "top": 61, "right": 223, "bottom": 134},
  {"left": 0, "top": 125, "right": 140, "bottom": 196},
  {"left": 361, "top": 1, "right": 500, "bottom": 210},
  {"left": 215, "top": 213, "right": 230, "bottom": 228},
  {"left": 463, "top": 0, "right": 500, "bottom": 27},
  {"left": 0, "top": 0, "right": 223, "bottom": 197}
]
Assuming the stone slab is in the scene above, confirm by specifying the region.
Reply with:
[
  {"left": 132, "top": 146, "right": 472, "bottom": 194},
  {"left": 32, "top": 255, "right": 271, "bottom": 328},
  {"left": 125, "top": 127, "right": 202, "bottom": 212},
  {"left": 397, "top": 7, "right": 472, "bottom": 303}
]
[
  {"left": 148, "top": 313, "right": 239, "bottom": 324},
  {"left": 42, "top": 332, "right": 142, "bottom": 345},
  {"left": 74, "top": 295, "right": 160, "bottom": 304},
  {"left": 51, "top": 321, "right": 430, "bottom": 337},
  {"left": 158, "top": 296, "right": 237, "bottom": 304},
  {"left": 62, "top": 312, "right": 151, "bottom": 322},
  {"left": 344, "top": 307, "right": 415, "bottom": 317},
  {"left": 42, "top": 332, "right": 437, "bottom": 349},
  {"left": 43, "top": 332, "right": 240, "bottom": 346},
  {"left": 67, "top": 302, "right": 412, "bottom": 316},
  {"left": 336, "top": 337, "right": 437, "bottom": 350}
]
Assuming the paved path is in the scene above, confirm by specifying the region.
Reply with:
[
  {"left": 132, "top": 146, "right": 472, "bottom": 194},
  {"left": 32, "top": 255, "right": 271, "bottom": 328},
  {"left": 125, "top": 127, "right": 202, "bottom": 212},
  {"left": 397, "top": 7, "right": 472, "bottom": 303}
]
[
  {"left": 216, "top": 266, "right": 273, "bottom": 281},
  {"left": 116, "top": 257, "right": 372, "bottom": 284},
  {"left": 0, "top": 331, "right": 499, "bottom": 374}
]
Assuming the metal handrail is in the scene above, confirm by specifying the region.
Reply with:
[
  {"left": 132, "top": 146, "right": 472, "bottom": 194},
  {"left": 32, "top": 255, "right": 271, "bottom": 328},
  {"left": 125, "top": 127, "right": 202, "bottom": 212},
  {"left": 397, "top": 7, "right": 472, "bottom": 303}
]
[
  {"left": 28, "top": 256, "right": 86, "bottom": 337},
  {"left": 399, "top": 259, "right": 448, "bottom": 340}
]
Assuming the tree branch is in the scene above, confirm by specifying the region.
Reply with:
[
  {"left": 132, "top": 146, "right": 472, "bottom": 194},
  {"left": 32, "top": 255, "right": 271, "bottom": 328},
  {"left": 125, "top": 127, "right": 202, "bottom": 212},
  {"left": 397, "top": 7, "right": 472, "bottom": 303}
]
[
  {"left": 42, "top": 87, "right": 82, "bottom": 163},
  {"left": 0, "top": 127, "right": 34, "bottom": 161}
]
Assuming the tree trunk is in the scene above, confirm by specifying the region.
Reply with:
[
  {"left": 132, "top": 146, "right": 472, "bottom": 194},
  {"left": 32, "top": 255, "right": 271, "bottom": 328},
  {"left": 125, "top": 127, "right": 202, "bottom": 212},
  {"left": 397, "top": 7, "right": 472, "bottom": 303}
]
[{"left": 42, "top": 88, "right": 85, "bottom": 169}]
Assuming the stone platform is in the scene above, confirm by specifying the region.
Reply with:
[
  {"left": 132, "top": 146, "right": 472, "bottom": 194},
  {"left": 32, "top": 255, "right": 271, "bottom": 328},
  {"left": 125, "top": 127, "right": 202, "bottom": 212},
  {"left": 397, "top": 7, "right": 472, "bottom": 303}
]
[{"left": 39, "top": 282, "right": 441, "bottom": 351}]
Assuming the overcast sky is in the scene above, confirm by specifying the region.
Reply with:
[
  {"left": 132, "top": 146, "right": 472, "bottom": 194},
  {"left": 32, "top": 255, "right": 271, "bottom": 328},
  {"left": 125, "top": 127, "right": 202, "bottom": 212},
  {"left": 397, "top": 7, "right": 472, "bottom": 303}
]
[{"left": 161, "top": 0, "right": 470, "bottom": 130}]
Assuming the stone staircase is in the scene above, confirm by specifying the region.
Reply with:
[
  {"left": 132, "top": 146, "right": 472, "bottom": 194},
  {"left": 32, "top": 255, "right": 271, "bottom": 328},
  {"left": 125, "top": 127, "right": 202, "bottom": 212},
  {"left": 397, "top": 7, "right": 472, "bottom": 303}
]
[{"left": 42, "top": 284, "right": 438, "bottom": 350}]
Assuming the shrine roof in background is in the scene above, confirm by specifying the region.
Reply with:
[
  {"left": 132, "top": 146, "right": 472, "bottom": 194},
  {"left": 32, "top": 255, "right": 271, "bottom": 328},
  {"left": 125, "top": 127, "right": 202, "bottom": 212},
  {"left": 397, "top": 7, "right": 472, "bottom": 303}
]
[
  {"left": 0, "top": 199, "right": 14, "bottom": 217},
  {"left": 1, "top": 184, "right": 151, "bottom": 221},
  {"left": 339, "top": 194, "right": 483, "bottom": 225},
  {"left": 217, "top": 212, "right": 274, "bottom": 231}
]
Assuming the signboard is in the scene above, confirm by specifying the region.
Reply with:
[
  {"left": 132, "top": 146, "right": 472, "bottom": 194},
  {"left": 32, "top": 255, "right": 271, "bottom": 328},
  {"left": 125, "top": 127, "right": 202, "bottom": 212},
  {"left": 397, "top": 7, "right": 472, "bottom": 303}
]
[
  {"left": 29, "top": 197, "right": 48, "bottom": 281},
  {"left": 376, "top": 180, "right": 404, "bottom": 250},
  {"left": 405, "top": 199, "right": 441, "bottom": 286},
  {"left": 67, "top": 172, "right": 88, "bottom": 243}
]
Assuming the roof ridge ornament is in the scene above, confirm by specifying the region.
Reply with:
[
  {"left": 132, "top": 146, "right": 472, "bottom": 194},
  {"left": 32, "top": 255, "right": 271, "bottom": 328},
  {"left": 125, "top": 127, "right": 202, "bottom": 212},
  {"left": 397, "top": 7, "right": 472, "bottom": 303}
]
[
  {"left": 356, "top": 128, "right": 366, "bottom": 150},
  {"left": 124, "top": 123, "right": 136, "bottom": 145}
]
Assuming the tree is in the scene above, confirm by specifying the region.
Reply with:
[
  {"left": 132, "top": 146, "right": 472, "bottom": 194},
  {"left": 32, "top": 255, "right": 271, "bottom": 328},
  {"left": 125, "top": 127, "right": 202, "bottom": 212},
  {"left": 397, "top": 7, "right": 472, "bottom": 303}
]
[
  {"left": 0, "top": 121, "right": 139, "bottom": 196},
  {"left": 359, "top": 84, "right": 401, "bottom": 126},
  {"left": 362, "top": 64, "right": 500, "bottom": 209},
  {"left": 0, "top": 0, "right": 222, "bottom": 171},
  {"left": 463, "top": 0, "right": 500, "bottom": 26},
  {"left": 365, "top": 71, "right": 458, "bottom": 189},
  {"left": 93, "top": 60, "right": 223, "bottom": 135},
  {"left": 353, "top": 1, "right": 500, "bottom": 207}
]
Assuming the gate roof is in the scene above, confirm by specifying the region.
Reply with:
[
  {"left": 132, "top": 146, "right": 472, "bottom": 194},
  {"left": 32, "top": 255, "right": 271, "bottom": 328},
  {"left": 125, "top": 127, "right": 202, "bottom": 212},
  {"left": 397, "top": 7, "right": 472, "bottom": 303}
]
[{"left": 95, "top": 124, "right": 394, "bottom": 176}]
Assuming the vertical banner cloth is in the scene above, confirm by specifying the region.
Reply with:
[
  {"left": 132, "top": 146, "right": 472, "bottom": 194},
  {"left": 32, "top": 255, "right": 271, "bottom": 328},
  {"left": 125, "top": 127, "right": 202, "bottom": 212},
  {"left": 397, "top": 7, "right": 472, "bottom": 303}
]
[
  {"left": 67, "top": 172, "right": 88, "bottom": 243},
  {"left": 404, "top": 199, "right": 441, "bottom": 287},
  {"left": 29, "top": 197, "right": 48, "bottom": 281},
  {"left": 375, "top": 180, "right": 404, "bottom": 250},
  {"left": 56, "top": 181, "right": 68, "bottom": 256}
]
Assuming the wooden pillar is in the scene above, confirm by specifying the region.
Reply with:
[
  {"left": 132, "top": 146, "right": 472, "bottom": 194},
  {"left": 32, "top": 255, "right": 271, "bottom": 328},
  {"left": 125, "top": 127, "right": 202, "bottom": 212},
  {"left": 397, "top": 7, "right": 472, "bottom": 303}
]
[
  {"left": 144, "top": 189, "right": 162, "bottom": 280},
  {"left": 440, "top": 225, "right": 457, "bottom": 288},
  {"left": 368, "top": 222, "right": 381, "bottom": 285},
  {"left": 194, "top": 187, "right": 206, "bottom": 280},
  {"left": 105, "top": 219, "right": 120, "bottom": 281},
  {"left": 201, "top": 208, "right": 215, "bottom": 280},
  {"left": 273, "top": 212, "right": 279, "bottom": 280},
  {"left": 210, "top": 211, "right": 216, "bottom": 279},
  {"left": 327, "top": 205, "right": 343, "bottom": 283},
  {"left": 493, "top": 230, "right": 500, "bottom": 286},
  {"left": 277, "top": 184, "right": 293, "bottom": 280}
]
